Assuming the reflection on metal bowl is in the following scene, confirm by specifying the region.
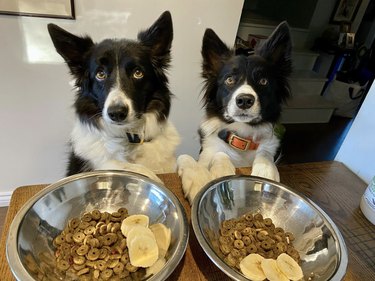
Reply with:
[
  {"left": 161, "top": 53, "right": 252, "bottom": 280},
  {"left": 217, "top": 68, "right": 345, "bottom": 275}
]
[
  {"left": 192, "top": 175, "right": 348, "bottom": 281},
  {"left": 7, "top": 170, "right": 189, "bottom": 281}
]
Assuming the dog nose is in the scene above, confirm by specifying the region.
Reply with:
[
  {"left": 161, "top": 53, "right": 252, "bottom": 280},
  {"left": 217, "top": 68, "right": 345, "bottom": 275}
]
[
  {"left": 107, "top": 104, "right": 128, "bottom": 122},
  {"left": 236, "top": 94, "right": 255, "bottom": 109}
]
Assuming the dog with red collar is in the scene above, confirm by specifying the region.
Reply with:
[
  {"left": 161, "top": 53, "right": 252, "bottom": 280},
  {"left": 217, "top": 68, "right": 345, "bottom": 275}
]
[{"left": 178, "top": 22, "right": 292, "bottom": 203}]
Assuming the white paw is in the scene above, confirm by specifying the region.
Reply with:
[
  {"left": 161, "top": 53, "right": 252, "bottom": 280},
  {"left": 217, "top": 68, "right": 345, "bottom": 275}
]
[
  {"left": 209, "top": 152, "right": 236, "bottom": 179},
  {"left": 251, "top": 156, "right": 280, "bottom": 182},
  {"left": 177, "top": 154, "right": 213, "bottom": 204},
  {"left": 122, "top": 163, "right": 163, "bottom": 184}
]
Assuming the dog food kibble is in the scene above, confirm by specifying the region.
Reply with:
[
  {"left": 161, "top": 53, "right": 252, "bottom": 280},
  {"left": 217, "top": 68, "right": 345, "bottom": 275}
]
[
  {"left": 51, "top": 209, "right": 171, "bottom": 280},
  {"left": 218, "top": 212, "right": 303, "bottom": 280}
]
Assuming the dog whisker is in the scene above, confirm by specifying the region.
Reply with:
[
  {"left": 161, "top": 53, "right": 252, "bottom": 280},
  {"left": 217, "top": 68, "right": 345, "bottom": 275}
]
[{"left": 88, "top": 113, "right": 102, "bottom": 121}]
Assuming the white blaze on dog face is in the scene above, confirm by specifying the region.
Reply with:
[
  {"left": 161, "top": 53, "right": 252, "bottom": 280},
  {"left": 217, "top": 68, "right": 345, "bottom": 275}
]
[
  {"left": 225, "top": 83, "right": 261, "bottom": 123},
  {"left": 103, "top": 67, "right": 135, "bottom": 126}
]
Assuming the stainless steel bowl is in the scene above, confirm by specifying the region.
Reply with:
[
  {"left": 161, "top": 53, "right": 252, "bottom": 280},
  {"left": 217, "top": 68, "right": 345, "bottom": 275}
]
[
  {"left": 192, "top": 175, "right": 348, "bottom": 281},
  {"left": 7, "top": 170, "right": 189, "bottom": 281}
]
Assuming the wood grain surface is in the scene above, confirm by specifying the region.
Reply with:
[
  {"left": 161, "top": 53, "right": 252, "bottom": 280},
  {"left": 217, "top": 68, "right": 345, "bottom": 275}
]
[{"left": 1, "top": 161, "right": 374, "bottom": 280}]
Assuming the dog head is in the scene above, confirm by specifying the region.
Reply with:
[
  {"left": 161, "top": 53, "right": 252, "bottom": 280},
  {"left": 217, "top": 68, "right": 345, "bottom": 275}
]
[
  {"left": 201, "top": 22, "right": 292, "bottom": 125},
  {"left": 48, "top": 11, "right": 173, "bottom": 131}
]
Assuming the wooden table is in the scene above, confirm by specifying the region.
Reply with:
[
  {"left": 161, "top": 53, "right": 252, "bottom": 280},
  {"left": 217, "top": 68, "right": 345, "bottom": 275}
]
[{"left": 1, "top": 161, "right": 375, "bottom": 280}]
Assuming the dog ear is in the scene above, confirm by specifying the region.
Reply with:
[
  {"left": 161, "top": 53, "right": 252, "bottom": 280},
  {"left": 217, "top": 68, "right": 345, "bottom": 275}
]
[
  {"left": 138, "top": 11, "right": 173, "bottom": 66},
  {"left": 255, "top": 21, "right": 292, "bottom": 75},
  {"left": 201, "top": 29, "right": 232, "bottom": 78},
  {"left": 47, "top": 24, "right": 94, "bottom": 77}
]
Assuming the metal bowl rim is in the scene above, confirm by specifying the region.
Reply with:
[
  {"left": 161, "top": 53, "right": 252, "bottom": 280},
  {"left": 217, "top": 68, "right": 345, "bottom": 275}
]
[
  {"left": 7, "top": 170, "right": 189, "bottom": 281},
  {"left": 191, "top": 174, "right": 348, "bottom": 281}
]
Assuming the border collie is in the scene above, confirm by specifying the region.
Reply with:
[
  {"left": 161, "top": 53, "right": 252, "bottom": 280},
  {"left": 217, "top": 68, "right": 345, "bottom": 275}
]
[
  {"left": 178, "top": 22, "right": 292, "bottom": 203},
  {"left": 48, "top": 11, "right": 180, "bottom": 182}
]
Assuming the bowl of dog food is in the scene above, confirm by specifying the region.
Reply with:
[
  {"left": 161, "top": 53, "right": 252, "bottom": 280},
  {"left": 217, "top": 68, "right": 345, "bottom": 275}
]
[
  {"left": 7, "top": 170, "right": 189, "bottom": 281},
  {"left": 191, "top": 175, "right": 348, "bottom": 281}
]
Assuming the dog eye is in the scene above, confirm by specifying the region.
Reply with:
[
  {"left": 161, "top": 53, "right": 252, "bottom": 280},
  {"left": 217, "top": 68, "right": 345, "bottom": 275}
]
[
  {"left": 259, "top": 78, "right": 268, "bottom": 86},
  {"left": 133, "top": 69, "right": 144, "bottom": 79},
  {"left": 225, "top": 76, "right": 235, "bottom": 86},
  {"left": 95, "top": 70, "right": 107, "bottom": 81}
]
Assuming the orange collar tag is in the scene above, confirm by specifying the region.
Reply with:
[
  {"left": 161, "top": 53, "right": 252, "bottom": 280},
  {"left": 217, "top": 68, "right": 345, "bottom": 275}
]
[
  {"left": 218, "top": 129, "right": 259, "bottom": 151},
  {"left": 228, "top": 133, "right": 259, "bottom": 151}
]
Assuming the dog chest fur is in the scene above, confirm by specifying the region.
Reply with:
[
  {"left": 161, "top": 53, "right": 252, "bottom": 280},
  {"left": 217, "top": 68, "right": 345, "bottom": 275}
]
[
  {"left": 199, "top": 117, "right": 279, "bottom": 167},
  {"left": 71, "top": 115, "right": 179, "bottom": 174}
]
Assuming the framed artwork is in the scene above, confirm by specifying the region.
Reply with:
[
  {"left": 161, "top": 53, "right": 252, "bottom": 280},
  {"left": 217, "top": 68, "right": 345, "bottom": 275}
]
[
  {"left": 345, "top": 32, "right": 355, "bottom": 48},
  {"left": 0, "top": 0, "right": 75, "bottom": 19},
  {"left": 331, "top": 0, "right": 361, "bottom": 23}
]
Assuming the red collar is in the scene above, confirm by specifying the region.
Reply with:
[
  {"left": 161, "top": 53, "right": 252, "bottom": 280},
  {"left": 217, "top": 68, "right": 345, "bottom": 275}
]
[{"left": 218, "top": 129, "right": 259, "bottom": 151}]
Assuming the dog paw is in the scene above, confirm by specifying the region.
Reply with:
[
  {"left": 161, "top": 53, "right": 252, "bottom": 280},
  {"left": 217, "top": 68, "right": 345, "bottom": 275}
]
[
  {"left": 122, "top": 163, "right": 163, "bottom": 184},
  {"left": 251, "top": 156, "right": 280, "bottom": 182},
  {"left": 177, "top": 154, "right": 213, "bottom": 204},
  {"left": 177, "top": 155, "right": 197, "bottom": 177},
  {"left": 209, "top": 152, "right": 236, "bottom": 179}
]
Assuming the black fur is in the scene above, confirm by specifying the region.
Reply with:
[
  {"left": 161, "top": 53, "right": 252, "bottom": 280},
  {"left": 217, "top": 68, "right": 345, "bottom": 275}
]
[
  {"left": 47, "top": 11, "right": 173, "bottom": 175},
  {"left": 201, "top": 22, "right": 292, "bottom": 125}
]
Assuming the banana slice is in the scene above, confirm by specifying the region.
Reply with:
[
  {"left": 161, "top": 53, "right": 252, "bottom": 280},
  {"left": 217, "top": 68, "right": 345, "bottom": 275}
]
[
  {"left": 150, "top": 223, "right": 171, "bottom": 258},
  {"left": 127, "top": 225, "right": 155, "bottom": 246},
  {"left": 239, "top": 253, "right": 266, "bottom": 281},
  {"left": 145, "top": 257, "right": 166, "bottom": 278},
  {"left": 261, "top": 258, "right": 289, "bottom": 281},
  {"left": 128, "top": 235, "right": 159, "bottom": 267},
  {"left": 121, "top": 214, "right": 149, "bottom": 236},
  {"left": 277, "top": 253, "right": 303, "bottom": 281}
]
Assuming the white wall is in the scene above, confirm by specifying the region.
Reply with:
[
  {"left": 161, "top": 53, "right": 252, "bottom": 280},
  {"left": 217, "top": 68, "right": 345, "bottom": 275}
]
[
  {"left": 0, "top": 0, "right": 244, "bottom": 203},
  {"left": 335, "top": 83, "right": 375, "bottom": 184}
]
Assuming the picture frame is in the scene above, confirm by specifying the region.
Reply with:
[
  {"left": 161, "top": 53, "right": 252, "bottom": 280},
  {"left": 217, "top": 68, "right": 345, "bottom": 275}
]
[
  {"left": 337, "top": 32, "right": 356, "bottom": 49},
  {"left": 331, "top": 0, "right": 361, "bottom": 24},
  {"left": 0, "top": 0, "right": 75, "bottom": 19},
  {"left": 345, "top": 32, "right": 355, "bottom": 49}
]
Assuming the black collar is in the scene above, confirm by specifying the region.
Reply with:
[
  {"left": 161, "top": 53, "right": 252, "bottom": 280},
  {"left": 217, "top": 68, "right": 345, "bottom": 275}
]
[{"left": 126, "top": 133, "right": 152, "bottom": 144}]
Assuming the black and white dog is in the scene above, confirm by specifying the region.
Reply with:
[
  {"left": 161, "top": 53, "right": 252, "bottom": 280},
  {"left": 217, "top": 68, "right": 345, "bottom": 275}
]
[
  {"left": 48, "top": 11, "right": 180, "bottom": 182},
  {"left": 178, "top": 22, "right": 292, "bottom": 203}
]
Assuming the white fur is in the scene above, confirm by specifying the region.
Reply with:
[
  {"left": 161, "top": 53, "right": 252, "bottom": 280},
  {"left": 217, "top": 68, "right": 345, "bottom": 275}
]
[
  {"left": 103, "top": 87, "right": 134, "bottom": 125},
  {"left": 226, "top": 84, "right": 261, "bottom": 123},
  {"left": 177, "top": 155, "right": 213, "bottom": 202},
  {"left": 178, "top": 115, "right": 280, "bottom": 204},
  {"left": 71, "top": 112, "right": 180, "bottom": 182},
  {"left": 103, "top": 67, "right": 138, "bottom": 126}
]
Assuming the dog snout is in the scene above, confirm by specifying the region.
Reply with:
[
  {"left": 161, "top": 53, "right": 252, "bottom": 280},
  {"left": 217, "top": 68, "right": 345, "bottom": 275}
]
[
  {"left": 107, "top": 104, "right": 128, "bottom": 122},
  {"left": 236, "top": 94, "right": 255, "bottom": 109}
]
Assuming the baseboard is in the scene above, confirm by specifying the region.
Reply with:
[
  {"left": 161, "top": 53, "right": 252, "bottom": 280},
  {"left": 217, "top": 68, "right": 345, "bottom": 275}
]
[{"left": 0, "top": 191, "right": 12, "bottom": 207}]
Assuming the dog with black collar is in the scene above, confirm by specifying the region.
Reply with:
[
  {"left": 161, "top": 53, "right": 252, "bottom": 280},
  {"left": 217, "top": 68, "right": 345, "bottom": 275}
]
[
  {"left": 48, "top": 11, "right": 180, "bottom": 182},
  {"left": 178, "top": 22, "right": 292, "bottom": 203}
]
